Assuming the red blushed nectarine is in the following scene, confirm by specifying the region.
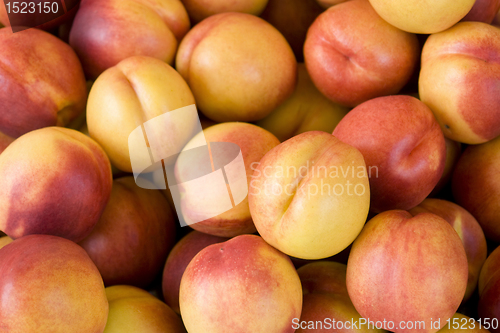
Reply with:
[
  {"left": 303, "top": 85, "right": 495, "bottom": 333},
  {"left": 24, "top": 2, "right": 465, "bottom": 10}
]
[
  {"left": 69, "top": 0, "right": 190, "bottom": 79},
  {"left": 179, "top": 234, "right": 302, "bottom": 333},
  {"left": 452, "top": 135, "right": 500, "bottom": 243},
  {"left": 333, "top": 95, "right": 446, "bottom": 213},
  {"left": 419, "top": 22, "right": 500, "bottom": 144},
  {"left": 0, "top": 235, "right": 109, "bottom": 333},
  {"left": 409, "top": 199, "right": 487, "bottom": 303},
  {"left": 494, "top": 9, "right": 500, "bottom": 26},
  {"left": 0, "top": 127, "right": 112, "bottom": 243},
  {"left": 304, "top": 0, "right": 419, "bottom": 108},
  {"left": 298, "top": 261, "right": 349, "bottom": 296},
  {"left": 162, "top": 230, "right": 228, "bottom": 314},
  {"left": 0, "top": 27, "right": 87, "bottom": 139},
  {"left": 346, "top": 211, "right": 468, "bottom": 333},
  {"left": 79, "top": 177, "right": 176, "bottom": 288}
]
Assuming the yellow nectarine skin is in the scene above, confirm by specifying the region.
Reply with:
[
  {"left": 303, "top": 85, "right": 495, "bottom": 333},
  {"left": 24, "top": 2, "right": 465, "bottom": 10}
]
[
  {"left": 0, "top": 127, "right": 113, "bottom": 242},
  {"left": 176, "top": 12, "right": 297, "bottom": 122},
  {"left": 0, "top": 235, "right": 12, "bottom": 250},
  {"left": 248, "top": 131, "right": 370, "bottom": 260},
  {"left": 104, "top": 285, "right": 186, "bottom": 333},
  {"left": 87, "top": 56, "right": 196, "bottom": 172},
  {"left": 368, "top": 0, "right": 475, "bottom": 34},
  {"left": 419, "top": 22, "right": 500, "bottom": 144},
  {"left": 0, "top": 235, "right": 109, "bottom": 333},
  {"left": 256, "top": 63, "right": 349, "bottom": 142}
]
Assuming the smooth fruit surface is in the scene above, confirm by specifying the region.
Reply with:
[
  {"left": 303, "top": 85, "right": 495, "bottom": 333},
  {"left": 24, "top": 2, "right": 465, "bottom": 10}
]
[
  {"left": 0, "top": 127, "right": 112, "bottom": 242},
  {"left": 179, "top": 234, "right": 302, "bottom": 333},
  {"left": 368, "top": 0, "right": 475, "bottom": 34},
  {"left": 333, "top": 95, "right": 446, "bottom": 213},
  {"left": 419, "top": 22, "right": 500, "bottom": 144},
  {"left": 0, "top": 235, "right": 109, "bottom": 333},
  {"left": 176, "top": 12, "right": 297, "bottom": 122},
  {"left": 347, "top": 211, "right": 468, "bottom": 333},
  {"left": 249, "top": 131, "right": 370, "bottom": 259},
  {"left": 304, "top": 0, "right": 419, "bottom": 107}
]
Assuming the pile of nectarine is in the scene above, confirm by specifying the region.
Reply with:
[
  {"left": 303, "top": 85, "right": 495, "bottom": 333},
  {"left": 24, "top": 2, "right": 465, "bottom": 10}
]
[{"left": 0, "top": 0, "right": 499, "bottom": 332}]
